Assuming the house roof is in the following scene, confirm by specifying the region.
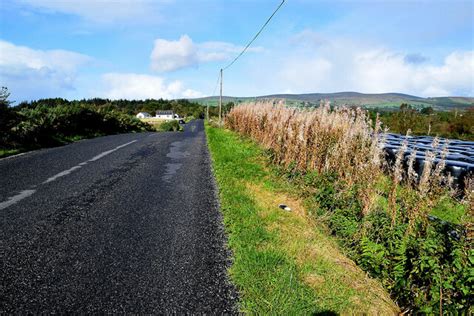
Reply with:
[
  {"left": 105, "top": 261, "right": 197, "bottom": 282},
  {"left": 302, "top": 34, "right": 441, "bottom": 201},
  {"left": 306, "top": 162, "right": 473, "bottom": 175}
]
[{"left": 156, "top": 110, "right": 174, "bottom": 115}]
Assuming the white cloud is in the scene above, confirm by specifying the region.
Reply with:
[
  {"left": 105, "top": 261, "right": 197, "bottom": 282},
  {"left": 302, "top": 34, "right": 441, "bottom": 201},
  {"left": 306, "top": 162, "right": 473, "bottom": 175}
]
[
  {"left": 0, "top": 40, "right": 91, "bottom": 101},
  {"left": 349, "top": 49, "right": 474, "bottom": 97},
  {"left": 101, "top": 73, "right": 203, "bottom": 100},
  {"left": 0, "top": 41, "right": 204, "bottom": 101},
  {"left": 273, "top": 31, "right": 474, "bottom": 97},
  {"left": 150, "top": 34, "right": 263, "bottom": 72},
  {"left": 17, "top": 0, "right": 168, "bottom": 23},
  {"left": 0, "top": 40, "right": 90, "bottom": 72},
  {"left": 150, "top": 35, "right": 197, "bottom": 72},
  {"left": 181, "top": 88, "right": 203, "bottom": 98},
  {"left": 197, "top": 41, "right": 263, "bottom": 62}
]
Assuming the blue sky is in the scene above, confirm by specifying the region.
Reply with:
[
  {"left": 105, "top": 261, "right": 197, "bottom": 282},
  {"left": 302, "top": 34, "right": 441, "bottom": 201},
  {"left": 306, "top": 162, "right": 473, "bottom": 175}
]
[{"left": 0, "top": 0, "right": 473, "bottom": 102}]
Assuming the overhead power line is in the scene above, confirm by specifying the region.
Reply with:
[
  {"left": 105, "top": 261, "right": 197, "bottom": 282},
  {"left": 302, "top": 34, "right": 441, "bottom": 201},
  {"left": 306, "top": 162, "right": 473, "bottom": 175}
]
[
  {"left": 211, "top": 72, "right": 220, "bottom": 97},
  {"left": 222, "top": 0, "right": 285, "bottom": 71},
  {"left": 215, "top": 0, "right": 286, "bottom": 124},
  {"left": 206, "top": 71, "right": 221, "bottom": 120}
]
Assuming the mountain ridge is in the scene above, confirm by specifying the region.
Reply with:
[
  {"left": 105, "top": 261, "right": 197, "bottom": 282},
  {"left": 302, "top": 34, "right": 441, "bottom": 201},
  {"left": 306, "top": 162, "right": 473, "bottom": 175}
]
[{"left": 193, "top": 92, "right": 474, "bottom": 110}]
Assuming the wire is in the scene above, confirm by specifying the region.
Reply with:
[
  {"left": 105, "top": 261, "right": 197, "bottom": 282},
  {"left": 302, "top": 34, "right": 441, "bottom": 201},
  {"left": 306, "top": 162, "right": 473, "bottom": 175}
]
[
  {"left": 211, "top": 72, "right": 220, "bottom": 97},
  {"left": 222, "top": 0, "right": 285, "bottom": 71}
]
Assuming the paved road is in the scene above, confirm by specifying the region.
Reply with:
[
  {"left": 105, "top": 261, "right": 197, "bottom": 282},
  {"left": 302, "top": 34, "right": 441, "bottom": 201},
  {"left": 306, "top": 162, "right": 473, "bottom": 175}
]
[{"left": 0, "top": 120, "right": 237, "bottom": 313}]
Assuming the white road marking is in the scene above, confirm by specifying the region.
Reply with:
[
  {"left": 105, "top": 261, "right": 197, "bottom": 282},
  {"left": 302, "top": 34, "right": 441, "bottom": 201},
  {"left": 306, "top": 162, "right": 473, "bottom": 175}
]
[
  {"left": 89, "top": 140, "right": 137, "bottom": 162},
  {"left": 0, "top": 190, "right": 36, "bottom": 210},
  {"left": 0, "top": 152, "right": 27, "bottom": 161},
  {"left": 44, "top": 140, "right": 137, "bottom": 184},
  {"left": 43, "top": 166, "right": 82, "bottom": 184},
  {"left": 1, "top": 139, "right": 138, "bottom": 210}
]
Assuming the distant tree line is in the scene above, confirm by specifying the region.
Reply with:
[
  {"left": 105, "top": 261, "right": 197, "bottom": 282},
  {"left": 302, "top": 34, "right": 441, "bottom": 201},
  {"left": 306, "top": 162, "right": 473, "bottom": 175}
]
[
  {"left": 369, "top": 103, "right": 474, "bottom": 140},
  {"left": 16, "top": 97, "right": 234, "bottom": 120}
]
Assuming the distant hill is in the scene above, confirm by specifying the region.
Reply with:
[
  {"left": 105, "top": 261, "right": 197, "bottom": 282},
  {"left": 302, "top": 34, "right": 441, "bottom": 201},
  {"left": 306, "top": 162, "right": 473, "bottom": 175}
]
[{"left": 192, "top": 92, "right": 474, "bottom": 111}]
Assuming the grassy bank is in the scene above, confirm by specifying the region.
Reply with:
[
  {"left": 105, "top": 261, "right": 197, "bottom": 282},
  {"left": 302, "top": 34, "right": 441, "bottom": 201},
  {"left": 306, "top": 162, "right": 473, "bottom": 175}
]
[
  {"left": 224, "top": 102, "right": 472, "bottom": 314},
  {"left": 206, "top": 123, "right": 399, "bottom": 314}
]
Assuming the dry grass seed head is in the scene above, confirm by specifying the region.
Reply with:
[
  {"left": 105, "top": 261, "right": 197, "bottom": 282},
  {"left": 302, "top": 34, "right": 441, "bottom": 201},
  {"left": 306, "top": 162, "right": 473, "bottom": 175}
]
[{"left": 226, "top": 101, "right": 384, "bottom": 214}]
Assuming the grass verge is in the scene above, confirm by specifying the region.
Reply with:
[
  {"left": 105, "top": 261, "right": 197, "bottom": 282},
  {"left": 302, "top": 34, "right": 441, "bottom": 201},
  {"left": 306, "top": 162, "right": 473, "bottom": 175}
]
[
  {"left": 0, "top": 149, "right": 21, "bottom": 159},
  {"left": 206, "top": 123, "right": 399, "bottom": 314}
]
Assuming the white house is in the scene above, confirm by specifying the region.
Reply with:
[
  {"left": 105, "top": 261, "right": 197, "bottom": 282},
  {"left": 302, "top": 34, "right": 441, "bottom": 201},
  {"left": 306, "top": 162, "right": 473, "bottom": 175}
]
[
  {"left": 156, "top": 110, "right": 181, "bottom": 120},
  {"left": 136, "top": 112, "right": 151, "bottom": 119}
]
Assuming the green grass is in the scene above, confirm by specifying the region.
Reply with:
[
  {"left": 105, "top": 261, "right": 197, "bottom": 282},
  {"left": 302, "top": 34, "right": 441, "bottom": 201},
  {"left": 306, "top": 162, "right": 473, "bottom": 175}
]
[
  {"left": 206, "top": 125, "right": 316, "bottom": 314},
  {"left": 206, "top": 124, "right": 398, "bottom": 314},
  {"left": 430, "top": 197, "right": 469, "bottom": 224},
  {"left": 371, "top": 181, "right": 468, "bottom": 225},
  {"left": 0, "top": 149, "right": 21, "bottom": 158}
]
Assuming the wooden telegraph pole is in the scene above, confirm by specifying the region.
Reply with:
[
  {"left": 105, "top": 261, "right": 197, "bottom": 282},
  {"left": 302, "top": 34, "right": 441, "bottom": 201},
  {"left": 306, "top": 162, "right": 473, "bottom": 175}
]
[{"left": 219, "top": 68, "right": 223, "bottom": 125}]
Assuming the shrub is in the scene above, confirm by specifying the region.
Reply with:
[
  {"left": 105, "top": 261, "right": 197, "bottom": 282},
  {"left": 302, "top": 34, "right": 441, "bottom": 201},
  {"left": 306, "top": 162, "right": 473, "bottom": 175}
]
[
  {"left": 159, "top": 120, "right": 181, "bottom": 132},
  {"left": 3, "top": 104, "right": 153, "bottom": 150}
]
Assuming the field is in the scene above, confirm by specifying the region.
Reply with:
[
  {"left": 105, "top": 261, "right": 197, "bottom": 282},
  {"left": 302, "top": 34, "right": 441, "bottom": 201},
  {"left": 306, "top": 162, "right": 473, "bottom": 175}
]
[{"left": 218, "top": 101, "right": 472, "bottom": 314}]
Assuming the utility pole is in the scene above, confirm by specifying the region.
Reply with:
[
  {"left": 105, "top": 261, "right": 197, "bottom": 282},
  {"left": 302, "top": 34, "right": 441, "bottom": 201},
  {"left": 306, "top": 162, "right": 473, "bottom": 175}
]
[
  {"left": 212, "top": 0, "right": 284, "bottom": 124},
  {"left": 219, "top": 68, "right": 223, "bottom": 125}
]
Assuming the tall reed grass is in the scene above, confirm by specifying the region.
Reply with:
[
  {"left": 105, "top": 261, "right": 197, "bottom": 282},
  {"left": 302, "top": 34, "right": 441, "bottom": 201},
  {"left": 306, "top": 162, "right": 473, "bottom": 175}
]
[
  {"left": 226, "top": 101, "right": 385, "bottom": 214},
  {"left": 225, "top": 101, "right": 467, "bottom": 220}
]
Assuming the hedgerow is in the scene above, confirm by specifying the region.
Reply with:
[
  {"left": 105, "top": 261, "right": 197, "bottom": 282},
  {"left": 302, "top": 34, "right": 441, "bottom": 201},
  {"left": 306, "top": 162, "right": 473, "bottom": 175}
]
[{"left": 1, "top": 103, "right": 154, "bottom": 150}]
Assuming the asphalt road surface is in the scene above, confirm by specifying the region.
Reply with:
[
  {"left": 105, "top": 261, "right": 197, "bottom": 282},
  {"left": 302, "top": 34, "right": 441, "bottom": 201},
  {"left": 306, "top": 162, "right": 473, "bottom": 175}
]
[{"left": 0, "top": 120, "right": 238, "bottom": 313}]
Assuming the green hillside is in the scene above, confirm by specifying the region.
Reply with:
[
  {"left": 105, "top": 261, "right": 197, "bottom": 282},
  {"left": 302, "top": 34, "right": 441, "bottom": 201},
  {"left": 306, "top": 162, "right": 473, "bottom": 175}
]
[{"left": 193, "top": 92, "right": 474, "bottom": 111}]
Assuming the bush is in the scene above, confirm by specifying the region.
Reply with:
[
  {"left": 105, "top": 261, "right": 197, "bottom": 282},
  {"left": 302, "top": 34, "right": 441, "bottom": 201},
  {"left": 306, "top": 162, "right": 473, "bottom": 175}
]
[
  {"left": 2, "top": 104, "right": 153, "bottom": 150},
  {"left": 159, "top": 120, "right": 181, "bottom": 132},
  {"left": 185, "top": 115, "right": 195, "bottom": 123},
  {"left": 0, "top": 87, "right": 20, "bottom": 149}
]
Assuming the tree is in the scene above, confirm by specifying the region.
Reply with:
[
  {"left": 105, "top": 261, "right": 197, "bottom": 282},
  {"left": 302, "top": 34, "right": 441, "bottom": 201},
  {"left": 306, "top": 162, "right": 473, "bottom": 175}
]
[
  {"left": 420, "top": 106, "right": 434, "bottom": 115},
  {"left": 0, "top": 86, "right": 12, "bottom": 108},
  {"left": 0, "top": 87, "right": 19, "bottom": 147},
  {"left": 399, "top": 103, "right": 412, "bottom": 112},
  {"left": 223, "top": 102, "right": 235, "bottom": 115}
]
